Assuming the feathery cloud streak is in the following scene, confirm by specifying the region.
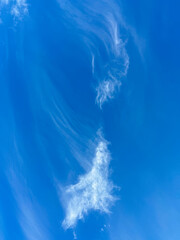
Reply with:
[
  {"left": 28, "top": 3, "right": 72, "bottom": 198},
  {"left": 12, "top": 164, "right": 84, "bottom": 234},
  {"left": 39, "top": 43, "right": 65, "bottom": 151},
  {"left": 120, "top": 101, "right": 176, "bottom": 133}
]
[
  {"left": 7, "top": 169, "right": 50, "bottom": 240},
  {"left": 58, "top": 0, "right": 129, "bottom": 108}
]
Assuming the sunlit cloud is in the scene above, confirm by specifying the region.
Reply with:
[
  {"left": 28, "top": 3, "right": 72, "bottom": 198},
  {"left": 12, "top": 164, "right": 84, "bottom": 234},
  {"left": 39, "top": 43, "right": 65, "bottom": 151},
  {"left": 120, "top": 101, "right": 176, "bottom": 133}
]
[{"left": 61, "top": 133, "right": 116, "bottom": 229}]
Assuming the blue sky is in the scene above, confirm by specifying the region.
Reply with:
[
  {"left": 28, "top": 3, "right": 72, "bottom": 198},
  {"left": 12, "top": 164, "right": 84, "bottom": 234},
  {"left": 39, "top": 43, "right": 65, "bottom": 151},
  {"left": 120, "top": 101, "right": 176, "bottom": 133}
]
[{"left": 0, "top": 0, "right": 180, "bottom": 239}]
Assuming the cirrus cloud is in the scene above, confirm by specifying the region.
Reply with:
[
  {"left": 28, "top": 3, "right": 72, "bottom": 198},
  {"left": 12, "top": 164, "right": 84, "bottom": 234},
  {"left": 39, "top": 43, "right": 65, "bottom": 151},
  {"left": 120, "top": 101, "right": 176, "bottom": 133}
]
[{"left": 61, "top": 133, "right": 116, "bottom": 229}]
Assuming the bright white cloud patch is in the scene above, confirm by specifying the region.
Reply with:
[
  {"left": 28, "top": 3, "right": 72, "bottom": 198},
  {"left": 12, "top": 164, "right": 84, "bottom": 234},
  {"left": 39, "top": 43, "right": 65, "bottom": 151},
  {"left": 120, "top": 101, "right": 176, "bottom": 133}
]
[
  {"left": 11, "top": 0, "right": 28, "bottom": 17},
  {"left": 62, "top": 135, "right": 115, "bottom": 229},
  {"left": 0, "top": 0, "right": 28, "bottom": 20}
]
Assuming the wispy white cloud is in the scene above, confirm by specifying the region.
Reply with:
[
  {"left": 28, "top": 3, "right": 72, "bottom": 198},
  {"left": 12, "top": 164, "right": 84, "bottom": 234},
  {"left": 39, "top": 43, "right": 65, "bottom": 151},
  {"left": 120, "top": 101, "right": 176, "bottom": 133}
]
[
  {"left": 57, "top": 0, "right": 130, "bottom": 108},
  {"left": 96, "top": 79, "right": 122, "bottom": 108},
  {"left": 33, "top": 71, "right": 96, "bottom": 170},
  {"left": 95, "top": 15, "right": 129, "bottom": 108},
  {"left": 34, "top": 71, "right": 116, "bottom": 229},
  {"left": 0, "top": 0, "right": 28, "bottom": 20},
  {"left": 61, "top": 132, "right": 116, "bottom": 229},
  {"left": 7, "top": 169, "right": 50, "bottom": 240},
  {"left": 11, "top": 0, "right": 28, "bottom": 18}
]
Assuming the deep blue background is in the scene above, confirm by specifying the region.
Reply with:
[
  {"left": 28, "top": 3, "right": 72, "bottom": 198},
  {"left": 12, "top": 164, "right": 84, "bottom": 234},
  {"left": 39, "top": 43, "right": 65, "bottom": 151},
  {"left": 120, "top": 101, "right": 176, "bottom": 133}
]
[{"left": 0, "top": 0, "right": 180, "bottom": 239}]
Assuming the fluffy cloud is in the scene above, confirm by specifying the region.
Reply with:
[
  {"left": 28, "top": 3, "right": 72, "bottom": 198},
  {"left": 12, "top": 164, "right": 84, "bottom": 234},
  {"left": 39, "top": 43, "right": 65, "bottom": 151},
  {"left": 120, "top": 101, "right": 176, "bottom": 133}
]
[{"left": 62, "top": 135, "right": 116, "bottom": 229}]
